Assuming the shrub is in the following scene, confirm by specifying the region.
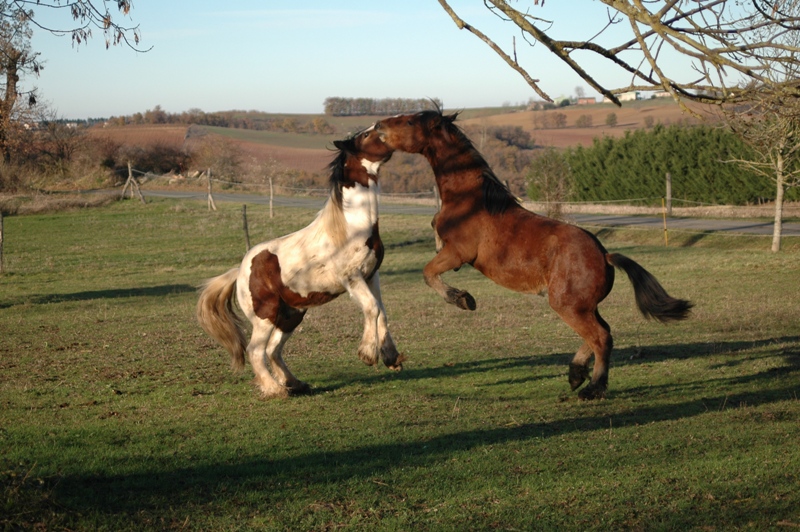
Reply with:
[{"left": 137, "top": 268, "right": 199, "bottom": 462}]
[
  {"left": 564, "top": 123, "right": 800, "bottom": 205},
  {"left": 527, "top": 147, "right": 573, "bottom": 219}
]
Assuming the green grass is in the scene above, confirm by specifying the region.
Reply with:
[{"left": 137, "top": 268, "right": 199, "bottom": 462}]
[{"left": 1, "top": 198, "right": 799, "bottom": 530}]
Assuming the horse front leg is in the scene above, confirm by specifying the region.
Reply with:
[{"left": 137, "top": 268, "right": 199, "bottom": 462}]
[
  {"left": 366, "top": 272, "right": 404, "bottom": 370},
  {"left": 423, "top": 248, "right": 476, "bottom": 310},
  {"left": 344, "top": 274, "right": 384, "bottom": 367}
]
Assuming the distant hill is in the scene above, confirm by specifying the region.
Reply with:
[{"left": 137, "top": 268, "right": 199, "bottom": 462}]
[
  {"left": 459, "top": 98, "right": 711, "bottom": 148},
  {"left": 90, "top": 99, "right": 707, "bottom": 176}
]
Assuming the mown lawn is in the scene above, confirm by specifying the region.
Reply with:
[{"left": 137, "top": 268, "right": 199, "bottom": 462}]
[{"left": 1, "top": 197, "right": 798, "bottom": 531}]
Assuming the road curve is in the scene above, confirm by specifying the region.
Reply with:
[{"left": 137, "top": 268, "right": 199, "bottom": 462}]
[{"left": 141, "top": 190, "right": 800, "bottom": 237}]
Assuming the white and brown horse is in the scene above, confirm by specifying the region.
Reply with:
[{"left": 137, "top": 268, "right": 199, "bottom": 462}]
[
  {"left": 197, "top": 128, "right": 403, "bottom": 397},
  {"left": 374, "top": 110, "right": 692, "bottom": 399}
]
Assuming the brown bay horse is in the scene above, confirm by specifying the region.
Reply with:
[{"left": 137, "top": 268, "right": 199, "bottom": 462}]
[{"left": 375, "top": 110, "right": 692, "bottom": 399}]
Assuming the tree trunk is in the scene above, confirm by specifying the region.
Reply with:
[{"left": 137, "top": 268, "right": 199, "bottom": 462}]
[
  {"left": 0, "top": 51, "right": 21, "bottom": 164},
  {"left": 771, "top": 152, "right": 786, "bottom": 253},
  {"left": 772, "top": 176, "right": 784, "bottom": 253}
]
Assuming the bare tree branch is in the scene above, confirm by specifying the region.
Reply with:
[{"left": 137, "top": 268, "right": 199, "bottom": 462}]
[
  {"left": 438, "top": 1, "right": 800, "bottom": 108},
  {"left": 437, "top": 0, "right": 551, "bottom": 102},
  {"left": 5, "top": 0, "right": 150, "bottom": 51}
]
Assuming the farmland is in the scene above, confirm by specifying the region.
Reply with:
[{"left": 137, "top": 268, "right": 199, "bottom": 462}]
[
  {"left": 1, "top": 197, "right": 798, "bottom": 530},
  {"left": 89, "top": 99, "right": 701, "bottom": 178}
]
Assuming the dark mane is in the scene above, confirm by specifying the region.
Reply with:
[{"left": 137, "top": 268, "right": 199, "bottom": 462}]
[
  {"left": 426, "top": 110, "right": 519, "bottom": 215},
  {"left": 327, "top": 134, "right": 360, "bottom": 206}
]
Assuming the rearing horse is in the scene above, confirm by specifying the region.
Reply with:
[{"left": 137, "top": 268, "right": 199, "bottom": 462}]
[
  {"left": 197, "top": 127, "right": 403, "bottom": 398},
  {"left": 375, "top": 110, "right": 692, "bottom": 399}
]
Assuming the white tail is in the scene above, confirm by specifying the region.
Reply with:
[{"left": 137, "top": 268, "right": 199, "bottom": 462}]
[{"left": 196, "top": 268, "right": 247, "bottom": 370}]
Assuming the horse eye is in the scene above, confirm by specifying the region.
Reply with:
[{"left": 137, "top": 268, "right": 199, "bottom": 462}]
[{"left": 363, "top": 131, "right": 370, "bottom": 138}]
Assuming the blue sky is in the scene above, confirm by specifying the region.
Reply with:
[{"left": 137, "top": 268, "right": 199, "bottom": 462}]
[{"left": 28, "top": 1, "right": 642, "bottom": 119}]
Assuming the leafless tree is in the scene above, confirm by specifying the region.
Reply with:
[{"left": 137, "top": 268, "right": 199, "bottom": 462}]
[
  {"left": 717, "top": 1, "right": 800, "bottom": 252},
  {"left": 527, "top": 146, "right": 573, "bottom": 220},
  {"left": 0, "top": 1, "right": 143, "bottom": 168},
  {"left": 0, "top": 8, "right": 39, "bottom": 163},
  {"left": 3, "top": 1, "right": 145, "bottom": 50},
  {"left": 437, "top": 1, "right": 800, "bottom": 112},
  {"left": 724, "top": 89, "right": 800, "bottom": 252}
]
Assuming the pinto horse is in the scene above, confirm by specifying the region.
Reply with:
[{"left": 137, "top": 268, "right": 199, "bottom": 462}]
[
  {"left": 197, "top": 128, "right": 404, "bottom": 398},
  {"left": 374, "top": 110, "right": 692, "bottom": 399}
]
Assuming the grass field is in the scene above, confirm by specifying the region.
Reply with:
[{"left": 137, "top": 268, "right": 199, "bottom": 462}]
[{"left": 1, "top": 198, "right": 798, "bottom": 530}]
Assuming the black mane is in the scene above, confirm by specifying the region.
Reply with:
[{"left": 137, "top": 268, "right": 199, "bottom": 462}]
[
  {"left": 327, "top": 134, "right": 360, "bottom": 206},
  {"left": 424, "top": 109, "right": 519, "bottom": 215}
]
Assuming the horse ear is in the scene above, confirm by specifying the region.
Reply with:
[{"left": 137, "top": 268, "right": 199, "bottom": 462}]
[
  {"left": 333, "top": 140, "right": 346, "bottom": 151},
  {"left": 445, "top": 112, "right": 460, "bottom": 124}
]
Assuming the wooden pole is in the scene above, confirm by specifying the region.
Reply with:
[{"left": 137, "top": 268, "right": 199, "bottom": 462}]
[
  {"left": 131, "top": 163, "right": 146, "bottom": 205},
  {"left": 120, "top": 162, "right": 132, "bottom": 199},
  {"left": 207, "top": 169, "right": 217, "bottom": 211},
  {"left": 269, "top": 176, "right": 274, "bottom": 218},
  {"left": 661, "top": 197, "right": 669, "bottom": 247},
  {"left": 665, "top": 172, "right": 672, "bottom": 216},
  {"left": 122, "top": 162, "right": 145, "bottom": 204},
  {"left": 242, "top": 204, "right": 251, "bottom": 252}
]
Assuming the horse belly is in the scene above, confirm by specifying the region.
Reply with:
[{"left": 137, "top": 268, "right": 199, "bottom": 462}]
[
  {"left": 475, "top": 259, "right": 549, "bottom": 295},
  {"left": 256, "top": 237, "right": 344, "bottom": 298},
  {"left": 474, "top": 228, "right": 553, "bottom": 294}
]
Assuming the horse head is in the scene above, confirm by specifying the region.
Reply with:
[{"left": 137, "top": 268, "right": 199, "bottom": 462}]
[
  {"left": 333, "top": 125, "right": 394, "bottom": 164},
  {"left": 375, "top": 110, "right": 460, "bottom": 154}
]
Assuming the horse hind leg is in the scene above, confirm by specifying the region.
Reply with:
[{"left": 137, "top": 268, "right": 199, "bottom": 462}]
[
  {"left": 556, "top": 308, "right": 613, "bottom": 400},
  {"left": 246, "top": 319, "right": 290, "bottom": 398},
  {"left": 579, "top": 312, "right": 613, "bottom": 400},
  {"left": 264, "top": 326, "right": 311, "bottom": 396},
  {"left": 569, "top": 342, "right": 592, "bottom": 391}
]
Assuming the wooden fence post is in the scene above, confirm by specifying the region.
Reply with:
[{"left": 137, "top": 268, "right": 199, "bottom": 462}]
[
  {"left": 665, "top": 172, "right": 672, "bottom": 216},
  {"left": 269, "top": 176, "right": 274, "bottom": 219},
  {"left": 242, "top": 204, "right": 251, "bottom": 252},
  {"left": 207, "top": 169, "right": 217, "bottom": 211},
  {"left": 121, "top": 162, "right": 146, "bottom": 204}
]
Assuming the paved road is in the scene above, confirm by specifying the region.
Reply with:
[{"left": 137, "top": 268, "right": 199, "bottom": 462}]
[{"left": 142, "top": 190, "right": 800, "bottom": 236}]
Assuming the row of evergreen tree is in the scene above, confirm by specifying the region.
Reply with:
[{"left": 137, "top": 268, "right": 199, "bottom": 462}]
[
  {"left": 323, "top": 97, "right": 443, "bottom": 116},
  {"left": 559, "top": 124, "right": 798, "bottom": 205}
]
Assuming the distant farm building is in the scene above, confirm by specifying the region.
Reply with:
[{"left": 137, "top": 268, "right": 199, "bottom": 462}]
[
  {"left": 577, "top": 97, "right": 597, "bottom": 105},
  {"left": 604, "top": 90, "right": 672, "bottom": 103}
]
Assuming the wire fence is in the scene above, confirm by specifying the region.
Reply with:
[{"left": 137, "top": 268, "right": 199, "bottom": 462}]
[
  {"left": 117, "top": 166, "right": 800, "bottom": 242},
  {"left": 130, "top": 167, "right": 437, "bottom": 200},
  {"left": 130, "top": 167, "right": 744, "bottom": 207}
]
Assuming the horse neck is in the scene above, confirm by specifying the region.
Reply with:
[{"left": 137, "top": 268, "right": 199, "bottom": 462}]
[
  {"left": 424, "top": 140, "right": 486, "bottom": 204},
  {"left": 336, "top": 157, "right": 381, "bottom": 233}
]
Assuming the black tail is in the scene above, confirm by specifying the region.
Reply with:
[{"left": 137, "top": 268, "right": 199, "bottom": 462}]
[{"left": 607, "top": 253, "right": 693, "bottom": 323}]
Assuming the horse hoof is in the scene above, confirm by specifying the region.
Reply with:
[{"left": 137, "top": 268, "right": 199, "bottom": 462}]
[
  {"left": 287, "top": 381, "right": 311, "bottom": 396},
  {"left": 568, "top": 363, "right": 590, "bottom": 391},
  {"left": 259, "top": 387, "right": 290, "bottom": 399},
  {"left": 357, "top": 347, "right": 379, "bottom": 367},
  {"left": 578, "top": 385, "right": 606, "bottom": 401},
  {"left": 456, "top": 291, "right": 476, "bottom": 311},
  {"left": 386, "top": 353, "right": 407, "bottom": 371}
]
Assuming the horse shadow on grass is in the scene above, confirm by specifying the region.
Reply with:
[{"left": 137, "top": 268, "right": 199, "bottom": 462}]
[
  {"left": 0, "top": 284, "right": 196, "bottom": 309},
  {"left": 311, "top": 335, "right": 800, "bottom": 395},
  {"left": 48, "top": 363, "right": 799, "bottom": 523}
]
